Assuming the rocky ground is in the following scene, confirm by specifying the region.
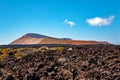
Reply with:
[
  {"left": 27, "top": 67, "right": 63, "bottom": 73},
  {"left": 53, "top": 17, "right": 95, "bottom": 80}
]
[{"left": 0, "top": 45, "right": 120, "bottom": 80}]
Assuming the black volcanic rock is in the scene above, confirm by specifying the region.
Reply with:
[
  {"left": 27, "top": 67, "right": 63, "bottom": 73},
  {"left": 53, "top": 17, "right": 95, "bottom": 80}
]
[{"left": 0, "top": 45, "right": 120, "bottom": 79}]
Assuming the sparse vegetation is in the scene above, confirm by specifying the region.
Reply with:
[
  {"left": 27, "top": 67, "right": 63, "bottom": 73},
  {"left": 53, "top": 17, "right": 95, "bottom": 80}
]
[
  {"left": 39, "top": 46, "right": 48, "bottom": 50},
  {"left": 50, "top": 47, "right": 65, "bottom": 51},
  {"left": 0, "top": 53, "right": 8, "bottom": 60},
  {"left": 0, "top": 48, "right": 13, "bottom": 54},
  {"left": 0, "top": 45, "right": 119, "bottom": 79},
  {"left": 14, "top": 52, "right": 24, "bottom": 58}
]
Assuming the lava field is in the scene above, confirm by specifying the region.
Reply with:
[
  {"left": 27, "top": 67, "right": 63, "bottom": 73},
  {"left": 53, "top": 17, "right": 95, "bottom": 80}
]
[{"left": 0, "top": 45, "right": 120, "bottom": 80}]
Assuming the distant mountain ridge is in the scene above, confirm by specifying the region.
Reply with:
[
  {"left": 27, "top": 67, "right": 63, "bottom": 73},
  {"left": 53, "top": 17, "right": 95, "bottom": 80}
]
[
  {"left": 21, "top": 33, "right": 52, "bottom": 38},
  {"left": 20, "top": 33, "right": 72, "bottom": 40},
  {"left": 10, "top": 33, "right": 110, "bottom": 45},
  {"left": 61, "top": 38, "right": 72, "bottom": 40}
]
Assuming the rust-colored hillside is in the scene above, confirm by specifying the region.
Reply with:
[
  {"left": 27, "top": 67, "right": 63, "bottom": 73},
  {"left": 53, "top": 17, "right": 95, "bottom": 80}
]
[
  {"left": 11, "top": 33, "right": 110, "bottom": 45},
  {"left": 39, "top": 38, "right": 101, "bottom": 45}
]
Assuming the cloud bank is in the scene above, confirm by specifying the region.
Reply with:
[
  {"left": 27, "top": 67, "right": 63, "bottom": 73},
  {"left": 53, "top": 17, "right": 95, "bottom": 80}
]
[
  {"left": 64, "top": 19, "right": 75, "bottom": 26},
  {"left": 86, "top": 16, "right": 115, "bottom": 26}
]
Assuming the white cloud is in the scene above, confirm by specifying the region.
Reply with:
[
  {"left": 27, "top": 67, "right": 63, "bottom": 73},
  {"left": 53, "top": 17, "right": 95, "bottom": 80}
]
[
  {"left": 86, "top": 16, "right": 115, "bottom": 26},
  {"left": 64, "top": 19, "right": 75, "bottom": 26}
]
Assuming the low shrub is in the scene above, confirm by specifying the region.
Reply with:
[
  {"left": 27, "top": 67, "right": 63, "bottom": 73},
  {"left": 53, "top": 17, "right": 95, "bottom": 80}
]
[
  {"left": 0, "top": 52, "right": 3, "bottom": 55},
  {"left": 15, "top": 52, "right": 24, "bottom": 58},
  {"left": 39, "top": 46, "right": 49, "bottom": 50},
  {"left": 16, "top": 48, "right": 26, "bottom": 52},
  {"left": 50, "top": 47, "right": 65, "bottom": 51},
  {"left": 0, "top": 48, "right": 13, "bottom": 54},
  {"left": 0, "top": 53, "right": 8, "bottom": 60}
]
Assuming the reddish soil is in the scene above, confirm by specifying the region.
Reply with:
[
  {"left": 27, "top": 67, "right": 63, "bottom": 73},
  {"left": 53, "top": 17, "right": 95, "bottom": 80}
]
[{"left": 11, "top": 37, "right": 109, "bottom": 45}]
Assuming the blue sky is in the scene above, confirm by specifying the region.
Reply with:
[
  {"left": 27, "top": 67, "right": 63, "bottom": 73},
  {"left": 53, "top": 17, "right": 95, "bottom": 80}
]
[{"left": 0, "top": 0, "right": 120, "bottom": 44}]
